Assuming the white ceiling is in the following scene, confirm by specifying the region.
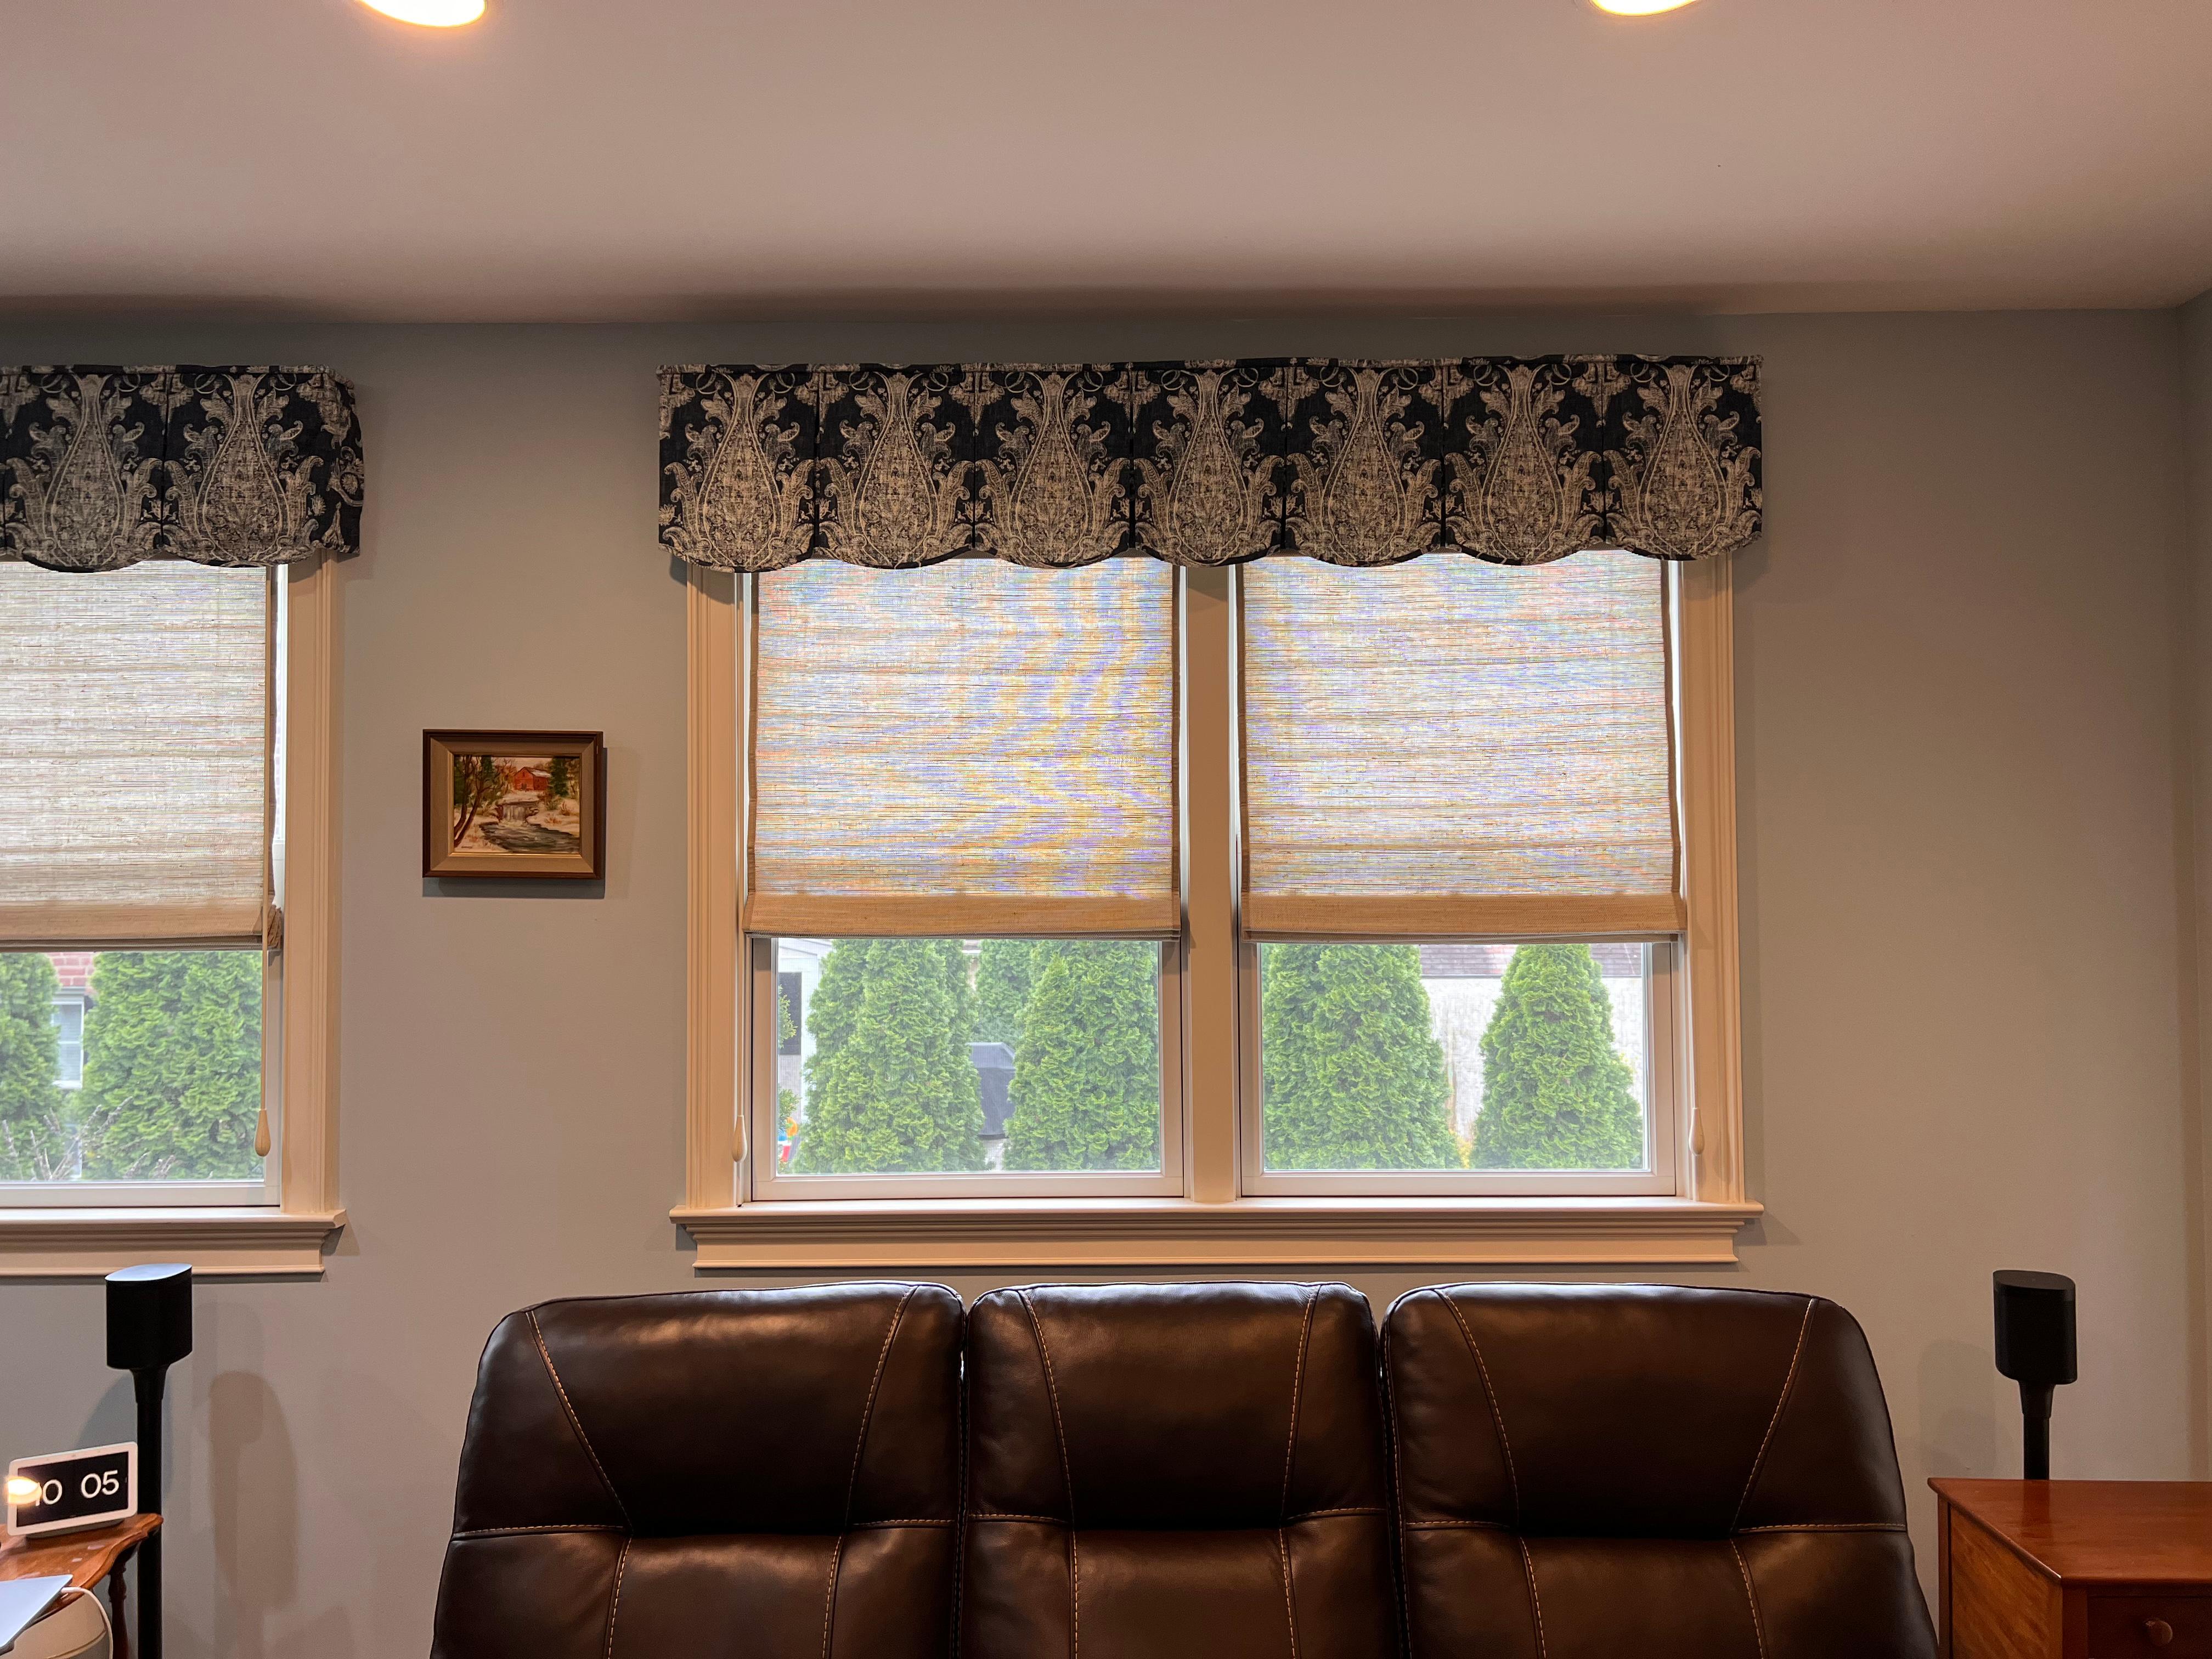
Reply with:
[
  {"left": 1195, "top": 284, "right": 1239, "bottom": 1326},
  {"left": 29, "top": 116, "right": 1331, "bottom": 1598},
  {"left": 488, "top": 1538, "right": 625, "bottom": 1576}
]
[{"left": 4, "top": 1, "right": 2209, "bottom": 321}]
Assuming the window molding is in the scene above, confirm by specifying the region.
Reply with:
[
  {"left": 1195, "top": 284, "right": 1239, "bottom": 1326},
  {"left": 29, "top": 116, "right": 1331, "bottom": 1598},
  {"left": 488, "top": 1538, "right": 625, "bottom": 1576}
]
[
  {"left": 676, "top": 555, "right": 1759, "bottom": 1266},
  {"left": 0, "top": 555, "right": 347, "bottom": 1278}
]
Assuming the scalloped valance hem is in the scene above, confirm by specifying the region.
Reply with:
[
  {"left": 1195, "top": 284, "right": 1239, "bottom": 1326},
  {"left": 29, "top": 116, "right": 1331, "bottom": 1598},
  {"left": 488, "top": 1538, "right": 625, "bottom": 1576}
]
[
  {"left": 0, "top": 366, "right": 363, "bottom": 571},
  {"left": 660, "top": 355, "right": 1760, "bottom": 572}
]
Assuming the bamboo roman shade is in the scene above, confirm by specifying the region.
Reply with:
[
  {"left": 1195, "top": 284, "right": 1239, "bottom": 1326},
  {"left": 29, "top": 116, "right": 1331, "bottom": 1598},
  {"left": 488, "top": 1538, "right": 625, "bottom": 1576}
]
[
  {"left": 1242, "top": 551, "right": 1680, "bottom": 938},
  {"left": 0, "top": 560, "right": 272, "bottom": 946},
  {"left": 748, "top": 556, "right": 1177, "bottom": 936}
]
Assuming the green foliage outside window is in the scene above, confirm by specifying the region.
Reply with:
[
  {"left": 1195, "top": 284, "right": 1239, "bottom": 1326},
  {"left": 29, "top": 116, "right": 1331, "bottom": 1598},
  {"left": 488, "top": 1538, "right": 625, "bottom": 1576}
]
[
  {"left": 79, "top": 952, "right": 263, "bottom": 1180},
  {"left": 792, "top": 938, "right": 985, "bottom": 1173},
  {"left": 0, "top": 953, "right": 67, "bottom": 1180},
  {"left": 1259, "top": 943, "right": 1460, "bottom": 1170},
  {"left": 1471, "top": 943, "right": 1643, "bottom": 1171},
  {"left": 1001, "top": 942, "right": 1159, "bottom": 1171},
  {"left": 971, "top": 939, "right": 1037, "bottom": 1046}
]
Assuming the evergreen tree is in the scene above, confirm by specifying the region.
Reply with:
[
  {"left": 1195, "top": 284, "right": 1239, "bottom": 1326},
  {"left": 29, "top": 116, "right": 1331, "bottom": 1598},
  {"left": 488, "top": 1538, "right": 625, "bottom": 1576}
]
[
  {"left": 80, "top": 951, "right": 263, "bottom": 1181},
  {"left": 1258, "top": 943, "right": 1458, "bottom": 1170},
  {"left": 546, "top": 754, "right": 577, "bottom": 805},
  {"left": 1002, "top": 942, "right": 1159, "bottom": 1171},
  {"left": 972, "top": 938, "right": 1037, "bottom": 1045},
  {"left": 0, "top": 953, "right": 66, "bottom": 1180},
  {"left": 1471, "top": 944, "right": 1642, "bottom": 1171},
  {"left": 792, "top": 939, "right": 984, "bottom": 1173}
]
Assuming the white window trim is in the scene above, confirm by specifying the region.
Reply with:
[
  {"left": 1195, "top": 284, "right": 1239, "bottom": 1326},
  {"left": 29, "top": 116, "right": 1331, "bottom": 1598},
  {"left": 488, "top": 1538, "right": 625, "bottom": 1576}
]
[
  {"left": 0, "top": 555, "right": 347, "bottom": 1278},
  {"left": 674, "top": 555, "right": 1759, "bottom": 1267}
]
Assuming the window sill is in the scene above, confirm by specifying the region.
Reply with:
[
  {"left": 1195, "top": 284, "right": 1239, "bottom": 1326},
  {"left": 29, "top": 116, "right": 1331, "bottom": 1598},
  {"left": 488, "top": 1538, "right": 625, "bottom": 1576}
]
[
  {"left": 672, "top": 1195, "right": 1762, "bottom": 1270},
  {"left": 0, "top": 1207, "right": 347, "bottom": 1278}
]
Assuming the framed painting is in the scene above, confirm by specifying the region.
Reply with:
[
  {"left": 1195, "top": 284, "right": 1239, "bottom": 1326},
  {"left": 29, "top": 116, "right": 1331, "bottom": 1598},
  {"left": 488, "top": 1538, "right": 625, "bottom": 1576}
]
[{"left": 423, "top": 730, "right": 606, "bottom": 879}]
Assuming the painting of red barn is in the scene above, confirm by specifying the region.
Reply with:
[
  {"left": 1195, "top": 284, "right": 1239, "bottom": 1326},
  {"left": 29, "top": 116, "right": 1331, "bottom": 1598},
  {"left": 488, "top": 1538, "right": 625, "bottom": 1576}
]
[{"left": 422, "top": 730, "right": 606, "bottom": 880}]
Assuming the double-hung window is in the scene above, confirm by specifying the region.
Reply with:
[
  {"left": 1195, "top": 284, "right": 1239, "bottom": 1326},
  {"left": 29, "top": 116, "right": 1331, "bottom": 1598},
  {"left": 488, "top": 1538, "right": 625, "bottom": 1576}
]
[
  {"left": 742, "top": 556, "right": 1182, "bottom": 1199},
  {"left": 0, "top": 556, "right": 341, "bottom": 1274},
  {"left": 687, "top": 548, "right": 1747, "bottom": 1262}
]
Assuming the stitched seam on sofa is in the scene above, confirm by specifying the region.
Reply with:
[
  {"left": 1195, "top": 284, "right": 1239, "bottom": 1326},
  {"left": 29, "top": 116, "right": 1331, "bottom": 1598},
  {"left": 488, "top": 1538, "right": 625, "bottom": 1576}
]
[
  {"left": 1281, "top": 1285, "right": 1319, "bottom": 1520},
  {"left": 820, "top": 1536, "right": 845, "bottom": 1659},
  {"left": 1437, "top": 1290, "right": 1521, "bottom": 1528},
  {"left": 1017, "top": 1289, "right": 1079, "bottom": 1659},
  {"left": 826, "top": 1286, "right": 917, "bottom": 1659},
  {"left": 1287, "top": 1506, "right": 1384, "bottom": 1521},
  {"left": 1516, "top": 1536, "right": 1548, "bottom": 1659},
  {"left": 1381, "top": 1312, "right": 1414, "bottom": 1659},
  {"left": 528, "top": 1309, "right": 633, "bottom": 1531},
  {"left": 1731, "top": 1297, "right": 1816, "bottom": 1533},
  {"left": 969, "top": 1513, "right": 1070, "bottom": 1523},
  {"left": 453, "top": 1524, "right": 629, "bottom": 1538},
  {"left": 602, "top": 1537, "right": 630, "bottom": 1659},
  {"left": 1731, "top": 1538, "right": 1769, "bottom": 1659},
  {"left": 1735, "top": 1522, "right": 1907, "bottom": 1534},
  {"left": 1279, "top": 1285, "right": 1319, "bottom": 1659},
  {"left": 1401, "top": 1519, "right": 1511, "bottom": 1531},
  {"left": 848, "top": 1518, "right": 955, "bottom": 1529}
]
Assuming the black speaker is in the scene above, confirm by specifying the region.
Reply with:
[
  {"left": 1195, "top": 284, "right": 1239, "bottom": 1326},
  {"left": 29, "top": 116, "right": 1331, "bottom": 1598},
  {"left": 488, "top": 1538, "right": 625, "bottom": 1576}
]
[
  {"left": 106, "top": 1261, "right": 193, "bottom": 1373},
  {"left": 105, "top": 1261, "right": 190, "bottom": 1659},
  {"left": 1993, "top": 1269, "right": 2075, "bottom": 1480}
]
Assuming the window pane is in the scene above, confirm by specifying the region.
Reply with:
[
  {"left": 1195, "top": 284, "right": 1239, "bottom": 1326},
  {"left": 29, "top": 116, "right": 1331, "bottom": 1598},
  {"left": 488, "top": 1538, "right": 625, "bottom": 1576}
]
[
  {"left": 1, "top": 950, "right": 263, "bottom": 1183},
  {"left": 1258, "top": 941, "right": 1649, "bottom": 1172},
  {"left": 772, "top": 938, "right": 1160, "bottom": 1176}
]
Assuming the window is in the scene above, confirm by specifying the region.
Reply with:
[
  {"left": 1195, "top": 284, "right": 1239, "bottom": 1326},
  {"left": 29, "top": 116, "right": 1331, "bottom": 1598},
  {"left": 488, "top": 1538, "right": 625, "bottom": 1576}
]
[
  {"left": 0, "top": 556, "right": 342, "bottom": 1274},
  {"left": 740, "top": 557, "right": 1181, "bottom": 1200},
  {"left": 1237, "top": 552, "right": 1681, "bottom": 1197},
  {"left": 681, "top": 548, "right": 1749, "bottom": 1262}
]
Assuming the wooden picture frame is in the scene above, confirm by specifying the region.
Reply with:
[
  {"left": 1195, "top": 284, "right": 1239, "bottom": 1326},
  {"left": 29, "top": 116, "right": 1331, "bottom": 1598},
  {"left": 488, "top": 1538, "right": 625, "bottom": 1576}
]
[{"left": 422, "top": 730, "right": 606, "bottom": 880}]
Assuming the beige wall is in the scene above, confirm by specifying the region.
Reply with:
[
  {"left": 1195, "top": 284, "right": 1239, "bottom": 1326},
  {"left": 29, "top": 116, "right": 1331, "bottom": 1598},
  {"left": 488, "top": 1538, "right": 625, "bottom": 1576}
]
[{"left": 0, "top": 309, "right": 2198, "bottom": 1657}]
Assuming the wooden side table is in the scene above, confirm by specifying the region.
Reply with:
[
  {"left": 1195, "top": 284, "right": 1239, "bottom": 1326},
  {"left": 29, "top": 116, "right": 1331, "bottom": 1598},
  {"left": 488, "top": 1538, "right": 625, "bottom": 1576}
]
[
  {"left": 1933, "top": 1480, "right": 2212, "bottom": 1657},
  {"left": 0, "top": 1515, "right": 160, "bottom": 1659}
]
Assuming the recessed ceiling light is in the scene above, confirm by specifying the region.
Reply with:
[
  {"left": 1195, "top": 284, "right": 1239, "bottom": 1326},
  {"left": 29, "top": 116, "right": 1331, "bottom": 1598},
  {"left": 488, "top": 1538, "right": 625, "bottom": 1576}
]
[
  {"left": 1592, "top": 0, "right": 1699, "bottom": 13},
  {"left": 359, "top": 0, "right": 486, "bottom": 25}
]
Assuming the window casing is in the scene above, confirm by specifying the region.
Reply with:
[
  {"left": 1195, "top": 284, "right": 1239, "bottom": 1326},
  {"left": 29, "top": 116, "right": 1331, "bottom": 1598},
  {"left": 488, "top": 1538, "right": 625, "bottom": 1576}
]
[{"left": 684, "top": 550, "right": 1751, "bottom": 1261}]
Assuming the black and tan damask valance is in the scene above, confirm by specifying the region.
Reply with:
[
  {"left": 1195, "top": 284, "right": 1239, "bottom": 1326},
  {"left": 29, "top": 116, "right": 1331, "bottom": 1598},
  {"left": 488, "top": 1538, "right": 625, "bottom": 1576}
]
[
  {"left": 0, "top": 366, "right": 363, "bottom": 571},
  {"left": 659, "top": 356, "right": 1759, "bottom": 572}
]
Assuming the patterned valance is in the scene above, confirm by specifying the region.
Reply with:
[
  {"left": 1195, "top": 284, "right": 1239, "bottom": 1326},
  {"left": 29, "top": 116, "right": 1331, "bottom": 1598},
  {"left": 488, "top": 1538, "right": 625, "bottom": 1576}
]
[
  {"left": 659, "top": 356, "right": 1760, "bottom": 572},
  {"left": 0, "top": 366, "right": 363, "bottom": 571}
]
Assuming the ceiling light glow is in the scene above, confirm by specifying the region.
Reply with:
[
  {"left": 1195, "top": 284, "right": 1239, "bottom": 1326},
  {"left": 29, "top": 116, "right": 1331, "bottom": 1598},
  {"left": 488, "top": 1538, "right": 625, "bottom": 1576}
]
[
  {"left": 359, "top": 0, "right": 486, "bottom": 25},
  {"left": 1592, "top": 0, "right": 1699, "bottom": 13}
]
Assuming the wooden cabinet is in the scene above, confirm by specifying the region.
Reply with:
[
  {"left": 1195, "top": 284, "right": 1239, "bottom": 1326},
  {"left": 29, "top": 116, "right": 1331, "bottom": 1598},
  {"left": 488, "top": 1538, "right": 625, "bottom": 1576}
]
[{"left": 1934, "top": 1480, "right": 2212, "bottom": 1658}]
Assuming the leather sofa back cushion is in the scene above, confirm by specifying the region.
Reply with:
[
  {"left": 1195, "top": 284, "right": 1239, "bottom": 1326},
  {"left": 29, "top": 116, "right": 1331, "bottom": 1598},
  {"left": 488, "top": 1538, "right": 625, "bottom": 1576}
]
[
  {"left": 1386, "top": 1283, "right": 1936, "bottom": 1659},
  {"left": 431, "top": 1282, "right": 961, "bottom": 1659},
  {"left": 962, "top": 1282, "right": 1395, "bottom": 1659}
]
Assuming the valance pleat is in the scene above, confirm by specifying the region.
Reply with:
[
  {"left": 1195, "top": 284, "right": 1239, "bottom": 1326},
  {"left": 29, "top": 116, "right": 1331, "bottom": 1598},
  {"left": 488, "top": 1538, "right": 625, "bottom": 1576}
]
[
  {"left": 0, "top": 365, "right": 363, "bottom": 571},
  {"left": 660, "top": 355, "right": 1760, "bottom": 572}
]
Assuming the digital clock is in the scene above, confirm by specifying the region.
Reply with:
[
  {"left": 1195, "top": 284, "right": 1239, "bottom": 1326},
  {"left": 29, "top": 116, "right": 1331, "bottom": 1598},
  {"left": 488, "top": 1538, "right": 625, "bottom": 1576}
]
[{"left": 5, "top": 1442, "right": 138, "bottom": 1538}]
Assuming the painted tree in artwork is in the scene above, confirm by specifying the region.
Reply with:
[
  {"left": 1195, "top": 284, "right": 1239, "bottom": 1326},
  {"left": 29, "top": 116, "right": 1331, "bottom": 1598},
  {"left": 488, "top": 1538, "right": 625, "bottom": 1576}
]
[
  {"left": 1471, "top": 944, "right": 1643, "bottom": 1171},
  {"left": 0, "top": 953, "right": 67, "bottom": 1180},
  {"left": 79, "top": 951, "right": 264, "bottom": 1181},
  {"left": 450, "top": 754, "right": 506, "bottom": 846},
  {"left": 546, "top": 754, "right": 577, "bottom": 805},
  {"left": 972, "top": 938, "right": 1037, "bottom": 1045},
  {"left": 1002, "top": 942, "right": 1159, "bottom": 1171},
  {"left": 1259, "top": 943, "right": 1459, "bottom": 1170},
  {"left": 792, "top": 939, "right": 985, "bottom": 1173}
]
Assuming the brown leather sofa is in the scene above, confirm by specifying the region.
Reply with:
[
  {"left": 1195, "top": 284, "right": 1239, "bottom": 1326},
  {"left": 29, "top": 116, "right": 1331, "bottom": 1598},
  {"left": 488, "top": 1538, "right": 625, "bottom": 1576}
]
[{"left": 431, "top": 1280, "right": 1936, "bottom": 1658}]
